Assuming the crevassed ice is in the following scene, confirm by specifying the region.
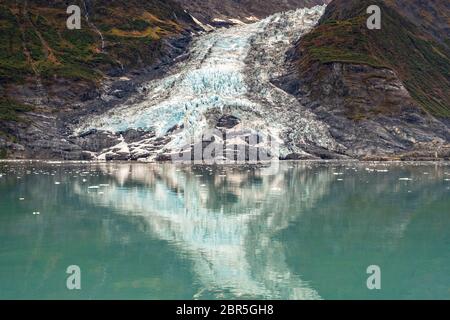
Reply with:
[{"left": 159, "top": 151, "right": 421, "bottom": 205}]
[
  {"left": 78, "top": 22, "right": 259, "bottom": 136},
  {"left": 76, "top": 6, "right": 327, "bottom": 149}
]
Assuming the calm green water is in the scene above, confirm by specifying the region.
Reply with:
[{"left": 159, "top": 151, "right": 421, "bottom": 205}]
[{"left": 0, "top": 161, "right": 449, "bottom": 300}]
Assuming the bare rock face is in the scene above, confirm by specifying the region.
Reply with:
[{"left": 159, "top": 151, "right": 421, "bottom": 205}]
[
  {"left": 278, "top": 59, "right": 450, "bottom": 159},
  {"left": 173, "top": 0, "right": 331, "bottom": 25},
  {"left": 72, "top": 130, "right": 122, "bottom": 153},
  {"left": 216, "top": 115, "right": 241, "bottom": 129}
]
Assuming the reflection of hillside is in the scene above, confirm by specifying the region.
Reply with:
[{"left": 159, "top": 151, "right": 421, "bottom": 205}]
[
  {"left": 281, "top": 163, "right": 450, "bottom": 299},
  {"left": 75, "top": 162, "right": 336, "bottom": 299}
]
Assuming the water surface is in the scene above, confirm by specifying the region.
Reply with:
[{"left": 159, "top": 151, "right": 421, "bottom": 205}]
[{"left": 0, "top": 161, "right": 449, "bottom": 299}]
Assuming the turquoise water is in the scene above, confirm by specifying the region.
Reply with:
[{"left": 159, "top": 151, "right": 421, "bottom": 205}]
[{"left": 0, "top": 161, "right": 449, "bottom": 300}]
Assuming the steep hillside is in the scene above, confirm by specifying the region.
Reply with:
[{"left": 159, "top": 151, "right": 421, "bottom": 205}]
[
  {"left": 278, "top": 0, "right": 450, "bottom": 159},
  {"left": 0, "top": 0, "right": 198, "bottom": 157},
  {"left": 0, "top": 0, "right": 195, "bottom": 84},
  {"left": 0, "top": 1, "right": 195, "bottom": 98},
  {"left": 297, "top": 0, "right": 450, "bottom": 117},
  {"left": 386, "top": 0, "right": 450, "bottom": 47},
  {"left": 0, "top": 0, "right": 335, "bottom": 159}
]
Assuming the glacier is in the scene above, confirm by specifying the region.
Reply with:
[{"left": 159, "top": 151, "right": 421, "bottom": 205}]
[{"left": 75, "top": 5, "right": 342, "bottom": 161}]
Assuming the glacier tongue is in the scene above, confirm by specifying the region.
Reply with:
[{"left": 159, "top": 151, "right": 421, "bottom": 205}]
[{"left": 76, "top": 5, "right": 341, "bottom": 161}]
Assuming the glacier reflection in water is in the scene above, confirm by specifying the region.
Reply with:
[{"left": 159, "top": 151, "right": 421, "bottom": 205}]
[
  {"left": 75, "top": 163, "right": 328, "bottom": 299},
  {"left": 1, "top": 161, "right": 450, "bottom": 299}
]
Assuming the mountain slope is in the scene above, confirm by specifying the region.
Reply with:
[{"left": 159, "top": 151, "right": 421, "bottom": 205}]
[
  {"left": 0, "top": 0, "right": 198, "bottom": 158},
  {"left": 0, "top": 0, "right": 196, "bottom": 108},
  {"left": 1, "top": 0, "right": 449, "bottom": 160},
  {"left": 298, "top": 0, "right": 450, "bottom": 117},
  {"left": 278, "top": 0, "right": 450, "bottom": 159},
  {"left": 386, "top": 0, "right": 450, "bottom": 47}
]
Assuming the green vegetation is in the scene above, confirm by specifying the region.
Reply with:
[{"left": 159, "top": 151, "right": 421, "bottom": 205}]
[
  {"left": 300, "top": 16, "right": 386, "bottom": 68},
  {"left": 117, "top": 19, "right": 152, "bottom": 32},
  {"left": 0, "top": 130, "right": 17, "bottom": 143},
  {"left": 0, "top": 0, "right": 194, "bottom": 149},
  {"left": 0, "top": 148, "right": 7, "bottom": 159},
  {"left": 0, "top": 6, "right": 34, "bottom": 82},
  {"left": 299, "top": 0, "right": 450, "bottom": 117},
  {"left": 0, "top": 0, "right": 192, "bottom": 101},
  {"left": 0, "top": 4, "right": 103, "bottom": 83},
  {"left": 0, "top": 98, "right": 33, "bottom": 122}
]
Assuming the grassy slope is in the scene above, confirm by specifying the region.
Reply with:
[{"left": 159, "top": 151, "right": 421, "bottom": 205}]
[
  {"left": 0, "top": 0, "right": 193, "bottom": 124},
  {"left": 298, "top": 0, "right": 450, "bottom": 117}
]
